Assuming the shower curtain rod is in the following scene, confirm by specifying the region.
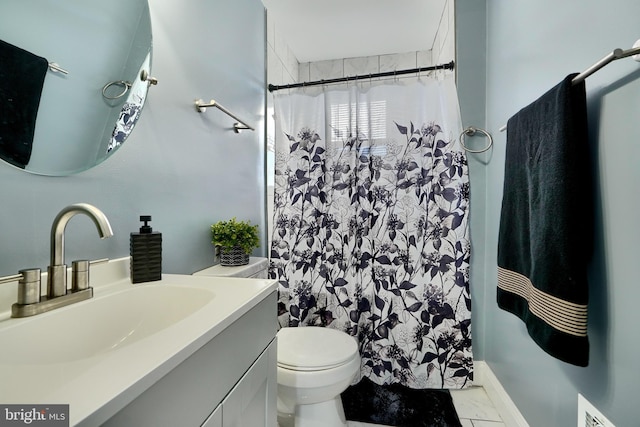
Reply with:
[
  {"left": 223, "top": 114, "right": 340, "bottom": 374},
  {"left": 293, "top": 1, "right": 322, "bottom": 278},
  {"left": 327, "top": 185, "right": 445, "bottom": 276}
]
[{"left": 268, "top": 60, "right": 455, "bottom": 92}]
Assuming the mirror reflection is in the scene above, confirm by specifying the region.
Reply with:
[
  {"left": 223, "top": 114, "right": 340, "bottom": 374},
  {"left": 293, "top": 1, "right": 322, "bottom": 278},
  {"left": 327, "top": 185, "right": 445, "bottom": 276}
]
[{"left": 0, "top": 0, "right": 152, "bottom": 176}]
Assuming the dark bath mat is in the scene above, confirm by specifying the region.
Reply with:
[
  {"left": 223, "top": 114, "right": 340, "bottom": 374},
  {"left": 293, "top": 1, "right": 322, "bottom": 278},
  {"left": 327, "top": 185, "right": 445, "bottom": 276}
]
[{"left": 341, "top": 377, "right": 462, "bottom": 427}]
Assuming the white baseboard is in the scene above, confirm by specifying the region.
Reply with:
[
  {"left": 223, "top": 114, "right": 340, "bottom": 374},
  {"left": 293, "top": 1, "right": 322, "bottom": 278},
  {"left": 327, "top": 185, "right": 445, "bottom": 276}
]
[{"left": 474, "top": 361, "right": 530, "bottom": 427}]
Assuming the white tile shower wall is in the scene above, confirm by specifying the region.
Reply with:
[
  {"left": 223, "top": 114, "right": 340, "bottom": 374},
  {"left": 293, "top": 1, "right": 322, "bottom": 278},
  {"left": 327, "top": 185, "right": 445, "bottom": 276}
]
[
  {"left": 267, "top": 11, "right": 299, "bottom": 87},
  {"left": 432, "top": 0, "right": 455, "bottom": 65},
  {"left": 267, "top": 12, "right": 299, "bottom": 252},
  {"left": 296, "top": 0, "right": 454, "bottom": 83},
  {"left": 299, "top": 50, "right": 435, "bottom": 83},
  {"left": 344, "top": 56, "right": 379, "bottom": 77},
  {"left": 379, "top": 51, "right": 418, "bottom": 73},
  {"left": 309, "top": 59, "right": 345, "bottom": 81}
]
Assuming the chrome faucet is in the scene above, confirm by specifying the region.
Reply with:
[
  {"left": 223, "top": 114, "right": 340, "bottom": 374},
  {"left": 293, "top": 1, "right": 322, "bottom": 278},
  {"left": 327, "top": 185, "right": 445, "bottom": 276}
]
[
  {"left": 47, "top": 203, "right": 113, "bottom": 297},
  {"left": 4, "top": 203, "right": 113, "bottom": 318}
]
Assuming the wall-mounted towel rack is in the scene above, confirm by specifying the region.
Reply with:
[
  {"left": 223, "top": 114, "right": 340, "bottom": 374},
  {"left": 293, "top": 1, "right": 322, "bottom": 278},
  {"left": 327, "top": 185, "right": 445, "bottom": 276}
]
[
  {"left": 499, "top": 42, "right": 640, "bottom": 132},
  {"left": 572, "top": 43, "right": 640, "bottom": 84},
  {"left": 102, "top": 80, "right": 131, "bottom": 100},
  {"left": 194, "top": 99, "right": 254, "bottom": 133},
  {"left": 460, "top": 127, "right": 493, "bottom": 153},
  {"left": 48, "top": 62, "right": 68, "bottom": 74},
  {"left": 102, "top": 70, "right": 159, "bottom": 100}
]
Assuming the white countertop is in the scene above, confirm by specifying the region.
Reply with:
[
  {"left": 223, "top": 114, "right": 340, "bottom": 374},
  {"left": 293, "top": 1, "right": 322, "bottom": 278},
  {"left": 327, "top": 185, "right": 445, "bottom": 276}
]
[
  {"left": 193, "top": 257, "right": 268, "bottom": 277},
  {"left": 0, "top": 257, "right": 276, "bottom": 426}
]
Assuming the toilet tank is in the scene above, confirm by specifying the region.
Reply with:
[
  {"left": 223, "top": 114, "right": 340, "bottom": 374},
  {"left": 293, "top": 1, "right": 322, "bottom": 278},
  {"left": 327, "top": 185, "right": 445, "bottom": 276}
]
[{"left": 192, "top": 257, "right": 269, "bottom": 279}]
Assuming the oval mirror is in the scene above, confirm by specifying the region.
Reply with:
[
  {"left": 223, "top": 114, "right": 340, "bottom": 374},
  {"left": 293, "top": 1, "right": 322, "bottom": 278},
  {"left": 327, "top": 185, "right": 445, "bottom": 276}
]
[{"left": 0, "top": 0, "right": 152, "bottom": 176}]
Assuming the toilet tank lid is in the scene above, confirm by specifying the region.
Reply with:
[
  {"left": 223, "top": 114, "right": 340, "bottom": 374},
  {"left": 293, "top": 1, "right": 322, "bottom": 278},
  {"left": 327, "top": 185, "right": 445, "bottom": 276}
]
[{"left": 277, "top": 326, "right": 358, "bottom": 370}]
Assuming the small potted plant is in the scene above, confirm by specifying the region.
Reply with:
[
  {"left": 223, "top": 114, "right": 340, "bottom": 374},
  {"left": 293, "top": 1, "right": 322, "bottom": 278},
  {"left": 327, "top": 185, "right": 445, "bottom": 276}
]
[{"left": 210, "top": 217, "right": 260, "bottom": 266}]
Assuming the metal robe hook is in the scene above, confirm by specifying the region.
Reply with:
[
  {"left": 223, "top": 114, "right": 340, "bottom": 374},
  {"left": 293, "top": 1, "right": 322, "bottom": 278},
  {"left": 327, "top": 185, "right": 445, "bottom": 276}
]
[{"left": 140, "top": 70, "right": 158, "bottom": 86}]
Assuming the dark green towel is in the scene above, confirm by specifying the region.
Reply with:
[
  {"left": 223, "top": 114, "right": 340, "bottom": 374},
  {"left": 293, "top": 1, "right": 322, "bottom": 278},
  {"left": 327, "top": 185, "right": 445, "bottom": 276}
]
[
  {"left": 497, "top": 73, "right": 593, "bottom": 367},
  {"left": 0, "top": 39, "right": 49, "bottom": 168}
]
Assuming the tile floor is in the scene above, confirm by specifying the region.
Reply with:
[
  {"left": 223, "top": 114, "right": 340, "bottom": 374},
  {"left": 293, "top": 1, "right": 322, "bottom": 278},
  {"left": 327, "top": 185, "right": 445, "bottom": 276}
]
[{"left": 345, "top": 386, "right": 505, "bottom": 427}]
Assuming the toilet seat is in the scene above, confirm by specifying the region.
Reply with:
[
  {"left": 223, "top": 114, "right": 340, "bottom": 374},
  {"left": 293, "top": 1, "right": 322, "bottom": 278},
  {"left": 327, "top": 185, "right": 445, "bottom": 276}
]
[{"left": 277, "top": 327, "right": 358, "bottom": 371}]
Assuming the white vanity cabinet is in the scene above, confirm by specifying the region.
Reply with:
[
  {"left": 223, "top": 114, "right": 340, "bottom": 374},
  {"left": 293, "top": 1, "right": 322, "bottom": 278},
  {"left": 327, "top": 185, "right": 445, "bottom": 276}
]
[
  {"left": 202, "top": 340, "right": 276, "bottom": 427},
  {"left": 101, "top": 291, "right": 277, "bottom": 427}
]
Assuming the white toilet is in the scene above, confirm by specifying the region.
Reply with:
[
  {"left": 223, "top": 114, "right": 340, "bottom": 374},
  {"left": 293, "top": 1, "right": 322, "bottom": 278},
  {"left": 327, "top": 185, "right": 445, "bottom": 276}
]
[
  {"left": 276, "top": 326, "right": 360, "bottom": 427},
  {"left": 193, "top": 258, "right": 360, "bottom": 427}
]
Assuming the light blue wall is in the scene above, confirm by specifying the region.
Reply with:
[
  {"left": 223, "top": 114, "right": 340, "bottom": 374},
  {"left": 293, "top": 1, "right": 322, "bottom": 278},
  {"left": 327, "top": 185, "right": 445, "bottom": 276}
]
[
  {"left": 0, "top": 0, "right": 266, "bottom": 279},
  {"left": 458, "top": 0, "right": 640, "bottom": 425},
  {"left": 455, "top": 0, "right": 487, "bottom": 361}
]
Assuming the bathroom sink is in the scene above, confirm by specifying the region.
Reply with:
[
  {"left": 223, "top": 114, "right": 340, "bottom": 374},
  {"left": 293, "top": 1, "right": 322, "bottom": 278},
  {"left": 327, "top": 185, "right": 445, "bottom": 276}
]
[
  {"left": 0, "top": 284, "right": 214, "bottom": 364},
  {"left": 0, "top": 257, "right": 277, "bottom": 425}
]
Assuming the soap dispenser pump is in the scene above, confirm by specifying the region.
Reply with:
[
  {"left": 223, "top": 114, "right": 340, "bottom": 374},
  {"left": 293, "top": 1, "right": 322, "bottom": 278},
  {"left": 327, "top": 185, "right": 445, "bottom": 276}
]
[{"left": 130, "top": 215, "right": 162, "bottom": 283}]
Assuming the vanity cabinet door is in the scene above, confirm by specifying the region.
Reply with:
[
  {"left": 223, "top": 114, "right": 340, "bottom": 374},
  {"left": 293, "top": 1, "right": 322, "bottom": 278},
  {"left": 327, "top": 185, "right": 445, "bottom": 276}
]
[
  {"left": 222, "top": 340, "right": 277, "bottom": 427},
  {"left": 201, "top": 404, "right": 222, "bottom": 427},
  {"left": 101, "top": 293, "right": 277, "bottom": 427}
]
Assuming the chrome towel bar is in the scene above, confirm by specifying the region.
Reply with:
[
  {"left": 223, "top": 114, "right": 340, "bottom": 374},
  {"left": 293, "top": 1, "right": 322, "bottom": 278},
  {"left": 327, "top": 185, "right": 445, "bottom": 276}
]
[
  {"left": 195, "top": 99, "right": 254, "bottom": 133},
  {"left": 499, "top": 41, "right": 640, "bottom": 132},
  {"left": 48, "top": 62, "right": 68, "bottom": 74}
]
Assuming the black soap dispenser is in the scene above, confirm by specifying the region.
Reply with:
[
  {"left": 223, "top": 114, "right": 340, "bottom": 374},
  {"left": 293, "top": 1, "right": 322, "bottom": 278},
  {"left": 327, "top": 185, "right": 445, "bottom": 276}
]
[{"left": 130, "top": 215, "right": 162, "bottom": 283}]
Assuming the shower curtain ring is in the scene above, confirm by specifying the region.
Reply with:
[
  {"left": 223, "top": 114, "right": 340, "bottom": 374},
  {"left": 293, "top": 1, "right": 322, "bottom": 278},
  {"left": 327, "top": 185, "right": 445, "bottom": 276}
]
[{"left": 459, "top": 127, "right": 493, "bottom": 153}]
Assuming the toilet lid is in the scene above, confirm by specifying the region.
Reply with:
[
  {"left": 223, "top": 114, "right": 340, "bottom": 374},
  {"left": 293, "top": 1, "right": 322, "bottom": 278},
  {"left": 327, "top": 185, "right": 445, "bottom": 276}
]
[{"left": 277, "top": 327, "right": 358, "bottom": 371}]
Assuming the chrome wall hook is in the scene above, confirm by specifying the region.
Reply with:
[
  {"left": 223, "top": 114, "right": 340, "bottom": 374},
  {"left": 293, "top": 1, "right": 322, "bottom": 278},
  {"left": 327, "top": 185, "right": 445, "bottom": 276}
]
[{"left": 140, "top": 69, "right": 158, "bottom": 86}]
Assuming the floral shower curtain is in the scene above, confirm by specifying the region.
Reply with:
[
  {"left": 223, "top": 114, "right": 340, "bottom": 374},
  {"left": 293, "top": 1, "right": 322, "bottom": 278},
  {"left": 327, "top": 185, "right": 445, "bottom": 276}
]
[{"left": 269, "top": 77, "right": 473, "bottom": 389}]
